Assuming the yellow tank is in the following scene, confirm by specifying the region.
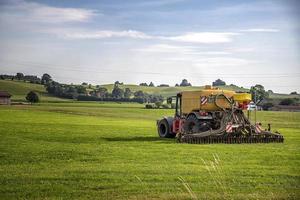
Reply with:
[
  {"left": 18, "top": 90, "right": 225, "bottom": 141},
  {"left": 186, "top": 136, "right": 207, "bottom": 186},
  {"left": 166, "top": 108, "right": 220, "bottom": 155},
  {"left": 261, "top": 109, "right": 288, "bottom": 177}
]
[
  {"left": 180, "top": 85, "right": 251, "bottom": 114},
  {"left": 233, "top": 93, "right": 252, "bottom": 104}
]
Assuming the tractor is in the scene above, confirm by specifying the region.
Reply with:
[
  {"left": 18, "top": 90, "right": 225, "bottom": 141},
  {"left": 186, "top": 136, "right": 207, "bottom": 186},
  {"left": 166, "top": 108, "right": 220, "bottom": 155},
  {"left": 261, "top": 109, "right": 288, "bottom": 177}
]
[{"left": 157, "top": 86, "right": 283, "bottom": 144}]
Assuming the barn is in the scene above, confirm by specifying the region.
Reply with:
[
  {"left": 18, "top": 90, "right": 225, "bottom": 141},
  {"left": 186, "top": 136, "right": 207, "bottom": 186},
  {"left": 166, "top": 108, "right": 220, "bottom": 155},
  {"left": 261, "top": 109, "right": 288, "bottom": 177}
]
[{"left": 0, "top": 91, "right": 12, "bottom": 105}]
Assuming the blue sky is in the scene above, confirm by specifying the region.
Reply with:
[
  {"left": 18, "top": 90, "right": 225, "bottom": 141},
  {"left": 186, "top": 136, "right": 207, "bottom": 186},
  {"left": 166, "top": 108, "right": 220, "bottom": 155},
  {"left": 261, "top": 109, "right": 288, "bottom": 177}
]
[{"left": 0, "top": 0, "right": 299, "bottom": 93}]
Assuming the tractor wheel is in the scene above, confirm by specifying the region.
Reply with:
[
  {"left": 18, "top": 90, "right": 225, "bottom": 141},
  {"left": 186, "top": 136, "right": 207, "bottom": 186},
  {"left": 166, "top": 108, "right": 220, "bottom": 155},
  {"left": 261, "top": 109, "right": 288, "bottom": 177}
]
[
  {"left": 157, "top": 119, "right": 174, "bottom": 138},
  {"left": 184, "top": 115, "right": 200, "bottom": 133}
]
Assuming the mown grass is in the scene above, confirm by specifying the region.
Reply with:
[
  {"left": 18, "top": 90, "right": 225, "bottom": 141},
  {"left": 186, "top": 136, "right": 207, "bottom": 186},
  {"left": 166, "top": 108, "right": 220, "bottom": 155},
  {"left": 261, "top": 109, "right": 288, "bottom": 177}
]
[{"left": 0, "top": 103, "right": 299, "bottom": 199}]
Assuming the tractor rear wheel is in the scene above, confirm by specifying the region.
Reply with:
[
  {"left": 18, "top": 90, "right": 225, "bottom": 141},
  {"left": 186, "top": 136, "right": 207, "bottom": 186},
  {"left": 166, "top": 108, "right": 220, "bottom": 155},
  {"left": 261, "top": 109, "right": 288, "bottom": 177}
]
[{"left": 157, "top": 119, "right": 174, "bottom": 138}]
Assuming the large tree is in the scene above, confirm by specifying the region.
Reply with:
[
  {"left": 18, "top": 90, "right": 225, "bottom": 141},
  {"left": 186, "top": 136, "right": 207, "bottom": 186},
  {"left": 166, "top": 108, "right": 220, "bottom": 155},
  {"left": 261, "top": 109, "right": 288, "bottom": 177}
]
[
  {"left": 134, "top": 90, "right": 144, "bottom": 98},
  {"left": 180, "top": 79, "right": 192, "bottom": 86},
  {"left": 76, "top": 85, "right": 86, "bottom": 94},
  {"left": 212, "top": 79, "right": 226, "bottom": 86},
  {"left": 16, "top": 73, "right": 24, "bottom": 80},
  {"left": 250, "top": 84, "right": 269, "bottom": 103},
  {"left": 41, "top": 73, "right": 52, "bottom": 85},
  {"left": 26, "top": 91, "right": 39, "bottom": 104},
  {"left": 149, "top": 82, "right": 155, "bottom": 87},
  {"left": 112, "top": 85, "right": 124, "bottom": 98},
  {"left": 96, "top": 87, "right": 108, "bottom": 98},
  {"left": 124, "top": 88, "right": 132, "bottom": 98}
]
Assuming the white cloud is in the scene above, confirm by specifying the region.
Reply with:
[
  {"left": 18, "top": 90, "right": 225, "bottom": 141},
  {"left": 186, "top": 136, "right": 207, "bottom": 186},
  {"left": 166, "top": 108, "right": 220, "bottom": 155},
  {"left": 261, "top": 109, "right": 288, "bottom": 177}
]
[
  {"left": 0, "top": 0, "right": 97, "bottom": 23},
  {"left": 166, "top": 32, "right": 240, "bottom": 43},
  {"left": 46, "top": 28, "right": 239, "bottom": 44},
  {"left": 134, "top": 44, "right": 190, "bottom": 53},
  {"left": 47, "top": 29, "right": 152, "bottom": 39},
  {"left": 240, "top": 28, "right": 280, "bottom": 32},
  {"left": 134, "top": 44, "right": 230, "bottom": 55}
]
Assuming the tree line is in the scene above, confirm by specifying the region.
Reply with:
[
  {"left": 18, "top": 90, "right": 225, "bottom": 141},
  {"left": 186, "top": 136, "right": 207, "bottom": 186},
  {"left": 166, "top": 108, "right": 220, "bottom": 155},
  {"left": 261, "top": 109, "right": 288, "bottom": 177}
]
[
  {"left": 44, "top": 77, "right": 164, "bottom": 103},
  {"left": 2, "top": 72, "right": 298, "bottom": 108}
]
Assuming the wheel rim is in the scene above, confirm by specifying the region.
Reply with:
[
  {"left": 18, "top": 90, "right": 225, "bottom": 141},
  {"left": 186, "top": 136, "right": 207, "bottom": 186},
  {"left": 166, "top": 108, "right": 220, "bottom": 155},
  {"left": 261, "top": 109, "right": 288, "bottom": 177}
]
[{"left": 159, "top": 123, "right": 167, "bottom": 136}]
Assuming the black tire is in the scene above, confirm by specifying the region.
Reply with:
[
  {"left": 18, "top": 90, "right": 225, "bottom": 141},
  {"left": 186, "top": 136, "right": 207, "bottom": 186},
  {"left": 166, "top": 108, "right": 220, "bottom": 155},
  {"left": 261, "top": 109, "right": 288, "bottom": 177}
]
[
  {"left": 183, "top": 115, "right": 200, "bottom": 133},
  {"left": 157, "top": 119, "right": 175, "bottom": 138}
]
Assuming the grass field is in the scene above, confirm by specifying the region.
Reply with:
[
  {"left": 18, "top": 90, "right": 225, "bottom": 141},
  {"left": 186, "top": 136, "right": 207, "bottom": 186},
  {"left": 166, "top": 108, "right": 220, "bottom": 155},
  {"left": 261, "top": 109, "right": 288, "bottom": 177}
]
[
  {"left": 0, "top": 80, "right": 68, "bottom": 102},
  {"left": 0, "top": 102, "right": 299, "bottom": 199},
  {"left": 100, "top": 84, "right": 249, "bottom": 97}
]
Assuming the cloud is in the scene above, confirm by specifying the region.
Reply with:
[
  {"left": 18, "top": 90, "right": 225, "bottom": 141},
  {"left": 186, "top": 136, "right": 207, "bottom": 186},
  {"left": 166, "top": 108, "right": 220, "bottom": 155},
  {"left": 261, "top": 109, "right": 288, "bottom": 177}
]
[
  {"left": 134, "top": 44, "right": 230, "bottom": 55},
  {"left": 47, "top": 29, "right": 152, "bottom": 39},
  {"left": 0, "top": 0, "right": 97, "bottom": 23},
  {"left": 166, "top": 32, "right": 239, "bottom": 43},
  {"left": 47, "top": 28, "right": 239, "bottom": 44},
  {"left": 240, "top": 28, "right": 280, "bottom": 32}
]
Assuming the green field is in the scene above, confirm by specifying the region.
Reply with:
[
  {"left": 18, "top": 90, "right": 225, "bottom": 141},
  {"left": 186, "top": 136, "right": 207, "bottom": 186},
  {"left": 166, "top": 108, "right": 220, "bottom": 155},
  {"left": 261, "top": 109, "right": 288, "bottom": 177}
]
[
  {"left": 0, "top": 102, "right": 299, "bottom": 199},
  {"left": 0, "top": 80, "right": 68, "bottom": 102},
  {"left": 100, "top": 84, "right": 249, "bottom": 97}
]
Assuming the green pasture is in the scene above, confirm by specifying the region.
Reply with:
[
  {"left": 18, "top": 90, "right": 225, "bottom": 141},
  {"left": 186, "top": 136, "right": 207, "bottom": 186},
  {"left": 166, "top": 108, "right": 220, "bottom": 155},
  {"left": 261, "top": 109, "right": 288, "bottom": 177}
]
[
  {"left": 0, "top": 102, "right": 299, "bottom": 199},
  {"left": 0, "top": 80, "right": 68, "bottom": 102},
  {"left": 100, "top": 84, "right": 249, "bottom": 97}
]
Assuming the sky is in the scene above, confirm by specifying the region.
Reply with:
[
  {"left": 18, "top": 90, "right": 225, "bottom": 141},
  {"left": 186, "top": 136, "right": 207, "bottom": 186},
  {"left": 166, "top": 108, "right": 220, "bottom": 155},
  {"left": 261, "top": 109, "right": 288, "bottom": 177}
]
[{"left": 0, "top": 0, "right": 299, "bottom": 93}]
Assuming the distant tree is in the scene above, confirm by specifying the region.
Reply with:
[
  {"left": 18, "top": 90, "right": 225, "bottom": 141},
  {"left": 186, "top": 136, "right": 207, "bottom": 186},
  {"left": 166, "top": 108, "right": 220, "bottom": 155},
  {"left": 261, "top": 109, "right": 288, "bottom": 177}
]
[
  {"left": 112, "top": 85, "right": 124, "bottom": 98},
  {"left": 96, "top": 87, "right": 108, "bottom": 98},
  {"left": 114, "top": 81, "right": 123, "bottom": 85},
  {"left": 268, "top": 90, "right": 274, "bottom": 94},
  {"left": 158, "top": 84, "right": 169, "bottom": 87},
  {"left": 279, "top": 98, "right": 295, "bottom": 106},
  {"left": 149, "top": 82, "right": 155, "bottom": 87},
  {"left": 290, "top": 91, "right": 298, "bottom": 95},
  {"left": 262, "top": 102, "right": 274, "bottom": 111},
  {"left": 81, "top": 82, "right": 88, "bottom": 86},
  {"left": 26, "top": 91, "right": 39, "bottom": 104},
  {"left": 139, "top": 83, "right": 148, "bottom": 86},
  {"left": 180, "top": 79, "right": 192, "bottom": 87},
  {"left": 250, "top": 84, "right": 268, "bottom": 103},
  {"left": 66, "top": 86, "right": 76, "bottom": 93},
  {"left": 175, "top": 83, "right": 179, "bottom": 87},
  {"left": 148, "top": 94, "right": 164, "bottom": 103},
  {"left": 16, "top": 73, "right": 24, "bottom": 80},
  {"left": 124, "top": 88, "right": 132, "bottom": 98},
  {"left": 134, "top": 90, "right": 145, "bottom": 98},
  {"left": 23, "top": 75, "right": 41, "bottom": 84},
  {"left": 212, "top": 79, "right": 226, "bottom": 86},
  {"left": 76, "top": 85, "right": 86, "bottom": 94},
  {"left": 41, "top": 73, "right": 52, "bottom": 85}
]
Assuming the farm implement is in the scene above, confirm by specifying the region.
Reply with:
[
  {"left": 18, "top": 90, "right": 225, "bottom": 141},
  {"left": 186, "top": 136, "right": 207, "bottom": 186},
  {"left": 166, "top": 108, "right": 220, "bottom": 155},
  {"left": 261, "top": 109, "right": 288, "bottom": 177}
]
[{"left": 157, "top": 86, "right": 284, "bottom": 144}]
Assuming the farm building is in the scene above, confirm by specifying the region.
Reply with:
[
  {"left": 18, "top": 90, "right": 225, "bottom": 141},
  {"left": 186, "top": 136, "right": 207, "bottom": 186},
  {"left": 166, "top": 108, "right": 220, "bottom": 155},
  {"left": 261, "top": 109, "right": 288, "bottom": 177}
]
[{"left": 0, "top": 91, "right": 12, "bottom": 105}]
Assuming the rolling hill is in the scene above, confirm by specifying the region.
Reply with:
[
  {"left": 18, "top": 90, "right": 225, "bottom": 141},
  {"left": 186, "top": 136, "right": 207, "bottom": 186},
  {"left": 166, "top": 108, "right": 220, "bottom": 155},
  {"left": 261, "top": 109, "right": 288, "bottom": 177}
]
[
  {"left": 0, "top": 80, "right": 67, "bottom": 101},
  {"left": 0, "top": 80, "right": 297, "bottom": 101},
  {"left": 100, "top": 84, "right": 249, "bottom": 97}
]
